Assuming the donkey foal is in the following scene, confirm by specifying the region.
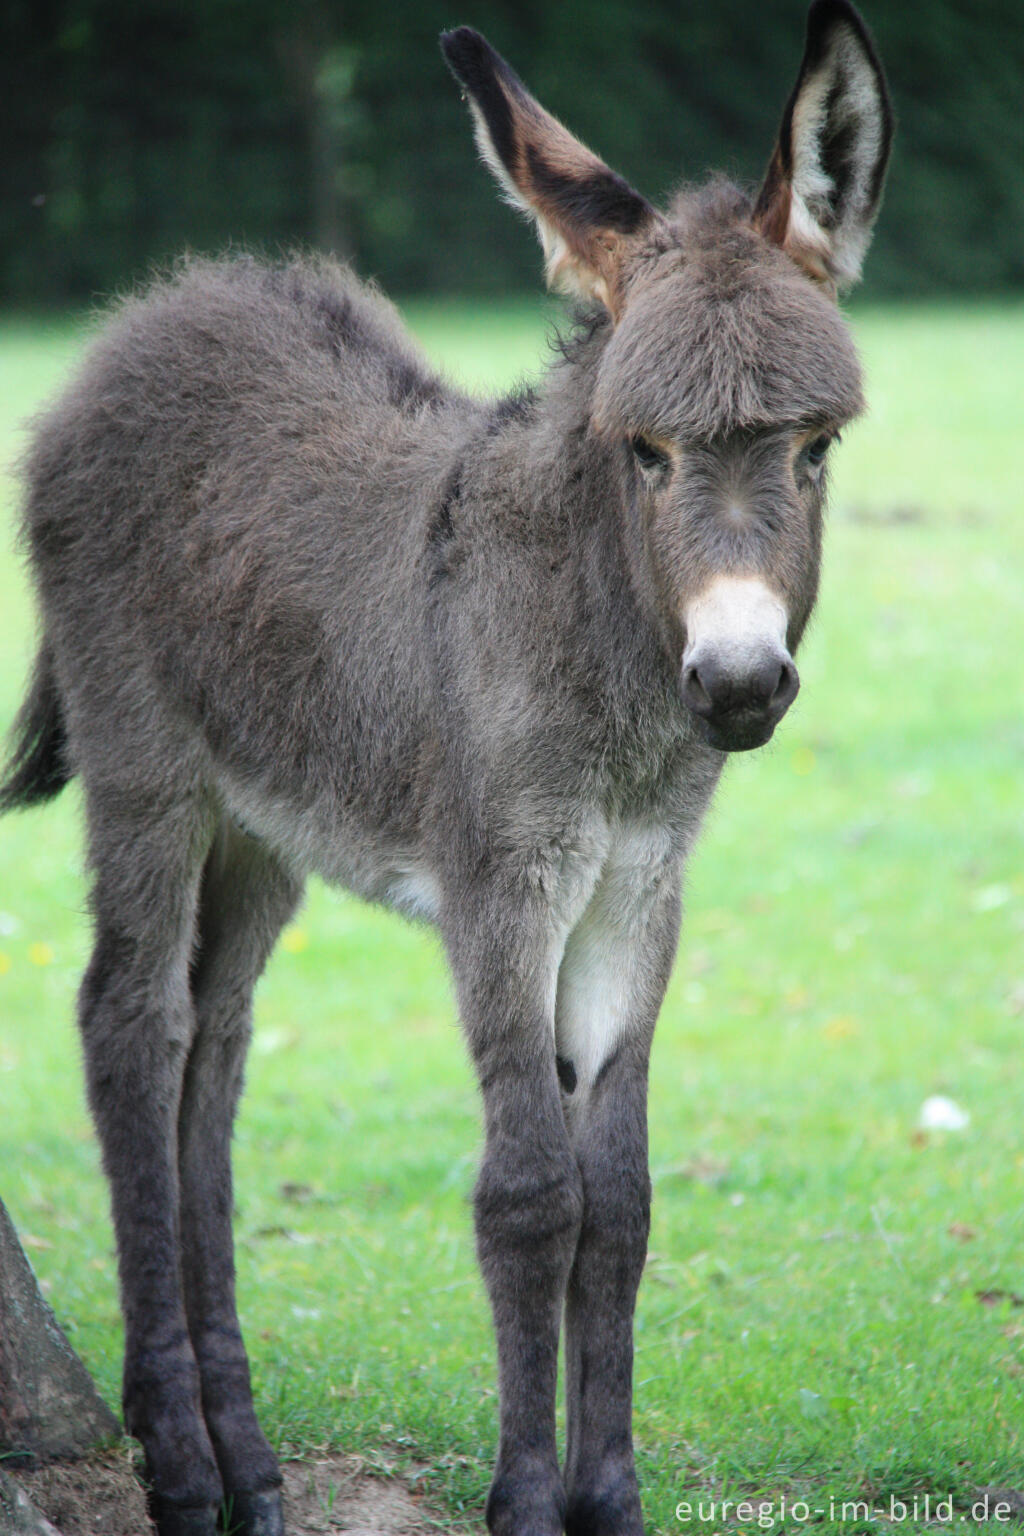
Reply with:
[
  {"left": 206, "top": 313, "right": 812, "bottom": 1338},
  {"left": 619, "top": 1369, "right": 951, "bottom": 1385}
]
[{"left": 1, "top": 5, "right": 891, "bottom": 1534}]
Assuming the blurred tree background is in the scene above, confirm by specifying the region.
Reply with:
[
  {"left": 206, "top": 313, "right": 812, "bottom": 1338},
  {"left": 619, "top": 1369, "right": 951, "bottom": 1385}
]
[{"left": 1, "top": 0, "right": 1021, "bottom": 306}]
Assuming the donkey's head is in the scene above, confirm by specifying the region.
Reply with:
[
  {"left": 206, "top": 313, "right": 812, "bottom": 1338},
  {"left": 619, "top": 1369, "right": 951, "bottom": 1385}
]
[{"left": 442, "top": 1, "right": 892, "bottom": 751}]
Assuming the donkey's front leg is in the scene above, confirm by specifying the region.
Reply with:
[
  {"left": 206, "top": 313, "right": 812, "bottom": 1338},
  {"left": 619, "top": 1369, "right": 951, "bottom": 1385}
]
[
  {"left": 560, "top": 881, "right": 681, "bottom": 1536},
  {"left": 448, "top": 902, "right": 584, "bottom": 1536},
  {"left": 562, "top": 1046, "right": 651, "bottom": 1536}
]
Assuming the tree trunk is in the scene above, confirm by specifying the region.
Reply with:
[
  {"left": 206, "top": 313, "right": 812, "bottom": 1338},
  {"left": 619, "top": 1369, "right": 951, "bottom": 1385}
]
[{"left": 0, "top": 1198, "right": 120, "bottom": 1462}]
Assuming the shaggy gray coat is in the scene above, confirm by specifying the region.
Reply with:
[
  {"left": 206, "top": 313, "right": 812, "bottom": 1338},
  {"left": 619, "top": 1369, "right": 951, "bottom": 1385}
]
[{"left": 1, "top": 5, "right": 891, "bottom": 1534}]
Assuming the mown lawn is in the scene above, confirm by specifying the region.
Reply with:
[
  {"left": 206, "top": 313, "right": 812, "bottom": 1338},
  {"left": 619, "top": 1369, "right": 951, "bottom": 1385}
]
[{"left": 0, "top": 297, "right": 1022, "bottom": 1534}]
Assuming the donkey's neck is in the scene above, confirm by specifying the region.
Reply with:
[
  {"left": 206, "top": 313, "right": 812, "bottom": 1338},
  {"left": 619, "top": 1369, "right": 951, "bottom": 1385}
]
[
  {"left": 525, "top": 315, "right": 677, "bottom": 671},
  {"left": 463, "top": 324, "right": 692, "bottom": 789}
]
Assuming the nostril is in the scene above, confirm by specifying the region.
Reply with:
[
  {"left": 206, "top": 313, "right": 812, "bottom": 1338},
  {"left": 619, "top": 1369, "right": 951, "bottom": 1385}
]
[
  {"left": 771, "top": 659, "right": 799, "bottom": 712},
  {"left": 683, "top": 651, "right": 797, "bottom": 721},
  {"left": 682, "top": 662, "right": 713, "bottom": 716}
]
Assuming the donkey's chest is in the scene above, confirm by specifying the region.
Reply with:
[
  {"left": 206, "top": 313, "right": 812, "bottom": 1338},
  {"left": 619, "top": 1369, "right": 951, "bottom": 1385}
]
[{"left": 543, "top": 812, "right": 685, "bottom": 1089}]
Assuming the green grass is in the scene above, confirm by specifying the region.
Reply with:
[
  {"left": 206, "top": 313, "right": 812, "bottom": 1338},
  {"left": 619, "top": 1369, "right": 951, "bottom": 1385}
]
[{"left": 1, "top": 296, "right": 1022, "bottom": 1535}]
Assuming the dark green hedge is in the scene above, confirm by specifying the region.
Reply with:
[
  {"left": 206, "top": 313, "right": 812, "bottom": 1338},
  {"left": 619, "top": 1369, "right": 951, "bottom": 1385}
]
[{"left": 2, "top": 0, "right": 1021, "bottom": 305}]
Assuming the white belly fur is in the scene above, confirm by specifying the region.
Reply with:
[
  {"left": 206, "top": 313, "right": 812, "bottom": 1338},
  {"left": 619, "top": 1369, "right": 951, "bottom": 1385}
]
[{"left": 220, "top": 762, "right": 675, "bottom": 1078}]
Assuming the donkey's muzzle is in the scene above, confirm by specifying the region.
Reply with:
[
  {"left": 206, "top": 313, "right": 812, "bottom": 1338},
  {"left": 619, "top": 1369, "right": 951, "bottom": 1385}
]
[{"left": 682, "top": 649, "right": 799, "bottom": 751}]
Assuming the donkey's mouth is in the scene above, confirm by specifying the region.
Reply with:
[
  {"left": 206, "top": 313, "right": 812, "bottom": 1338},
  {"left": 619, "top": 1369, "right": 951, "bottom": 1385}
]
[
  {"left": 681, "top": 652, "right": 800, "bottom": 752},
  {"left": 693, "top": 711, "right": 781, "bottom": 753}
]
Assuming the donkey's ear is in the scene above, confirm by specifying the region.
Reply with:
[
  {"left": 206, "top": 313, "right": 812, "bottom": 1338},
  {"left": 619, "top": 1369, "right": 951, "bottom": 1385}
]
[
  {"left": 753, "top": 0, "right": 893, "bottom": 291},
  {"left": 441, "top": 27, "right": 655, "bottom": 318}
]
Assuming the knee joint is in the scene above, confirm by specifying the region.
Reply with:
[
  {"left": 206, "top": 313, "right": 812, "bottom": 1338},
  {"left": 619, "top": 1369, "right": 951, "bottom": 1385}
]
[{"left": 474, "top": 1157, "right": 584, "bottom": 1253}]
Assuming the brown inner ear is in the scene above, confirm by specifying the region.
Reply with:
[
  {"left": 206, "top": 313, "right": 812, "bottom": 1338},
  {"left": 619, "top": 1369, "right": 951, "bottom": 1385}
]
[
  {"left": 540, "top": 219, "right": 631, "bottom": 319},
  {"left": 752, "top": 152, "right": 834, "bottom": 293},
  {"left": 496, "top": 81, "right": 654, "bottom": 320},
  {"left": 751, "top": 148, "right": 792, "bottom": 249}
]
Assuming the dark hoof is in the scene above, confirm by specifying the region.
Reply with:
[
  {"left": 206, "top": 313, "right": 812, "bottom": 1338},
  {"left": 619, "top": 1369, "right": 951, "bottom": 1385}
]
[
  {"left": 486, "top": 1473, "right": 564, "bottom": 1536},
  {"left": 148, "top": 1495, "right": 221, "bottom": 1536},
  {"left": 566, "top": 1483, "right": 644, "bottom": 1536},
  {"left": 220, "top": 1489, "right": 285, "bottom": 1536}
]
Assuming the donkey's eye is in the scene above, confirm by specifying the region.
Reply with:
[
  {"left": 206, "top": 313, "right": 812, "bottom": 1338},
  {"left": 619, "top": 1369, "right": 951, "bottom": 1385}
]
[
  {"left": 806, "top": 432, "right": 837, "bottom": 468},
  {"left": 631, "top": 435, "right": 671, "bottom": 479}
]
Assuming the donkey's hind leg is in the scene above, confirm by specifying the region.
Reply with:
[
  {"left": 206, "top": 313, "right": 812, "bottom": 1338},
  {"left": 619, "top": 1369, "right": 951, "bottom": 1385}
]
[
  {"left": 179, "top": 821, "right": 303, "bottom": 1536},
  {"left": 78, "top": 782, "right": 222, "bottom": 1535}
]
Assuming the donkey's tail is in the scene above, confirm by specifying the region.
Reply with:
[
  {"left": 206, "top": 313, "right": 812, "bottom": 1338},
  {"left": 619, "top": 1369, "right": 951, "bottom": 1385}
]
[{"left": 0, "top": 643, "right": 72, "bottom": 812}]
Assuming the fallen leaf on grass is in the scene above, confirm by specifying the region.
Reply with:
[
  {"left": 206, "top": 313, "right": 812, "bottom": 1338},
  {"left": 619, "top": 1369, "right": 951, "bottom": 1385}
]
[
  {"left": 948, "top": 1222, "right": 977, "bottom": 1242},
  {"left": 656, "top": 1155, "right": 730, "bottom": 1189},
  {"left": 678, "top": 1154, "right": 730, "bottom": 1187},
  {"left": 279, "top": 1181, "right": 315, "bottom": 1204},
  {"left": 976, "top": 1289, "right": 1024, "bottom": 1309}
]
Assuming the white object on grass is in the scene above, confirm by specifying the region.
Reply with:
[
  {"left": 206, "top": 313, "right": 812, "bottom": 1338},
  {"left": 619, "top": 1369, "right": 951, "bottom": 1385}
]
[{"left": 918, "top": 1095, "right": 970, "bottom": 1132}]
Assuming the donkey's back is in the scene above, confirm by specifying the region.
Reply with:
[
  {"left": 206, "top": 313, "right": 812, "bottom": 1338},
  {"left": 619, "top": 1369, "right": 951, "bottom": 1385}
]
[{"left": 22, "top": 257, "right": 480, "bottom": 882}]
